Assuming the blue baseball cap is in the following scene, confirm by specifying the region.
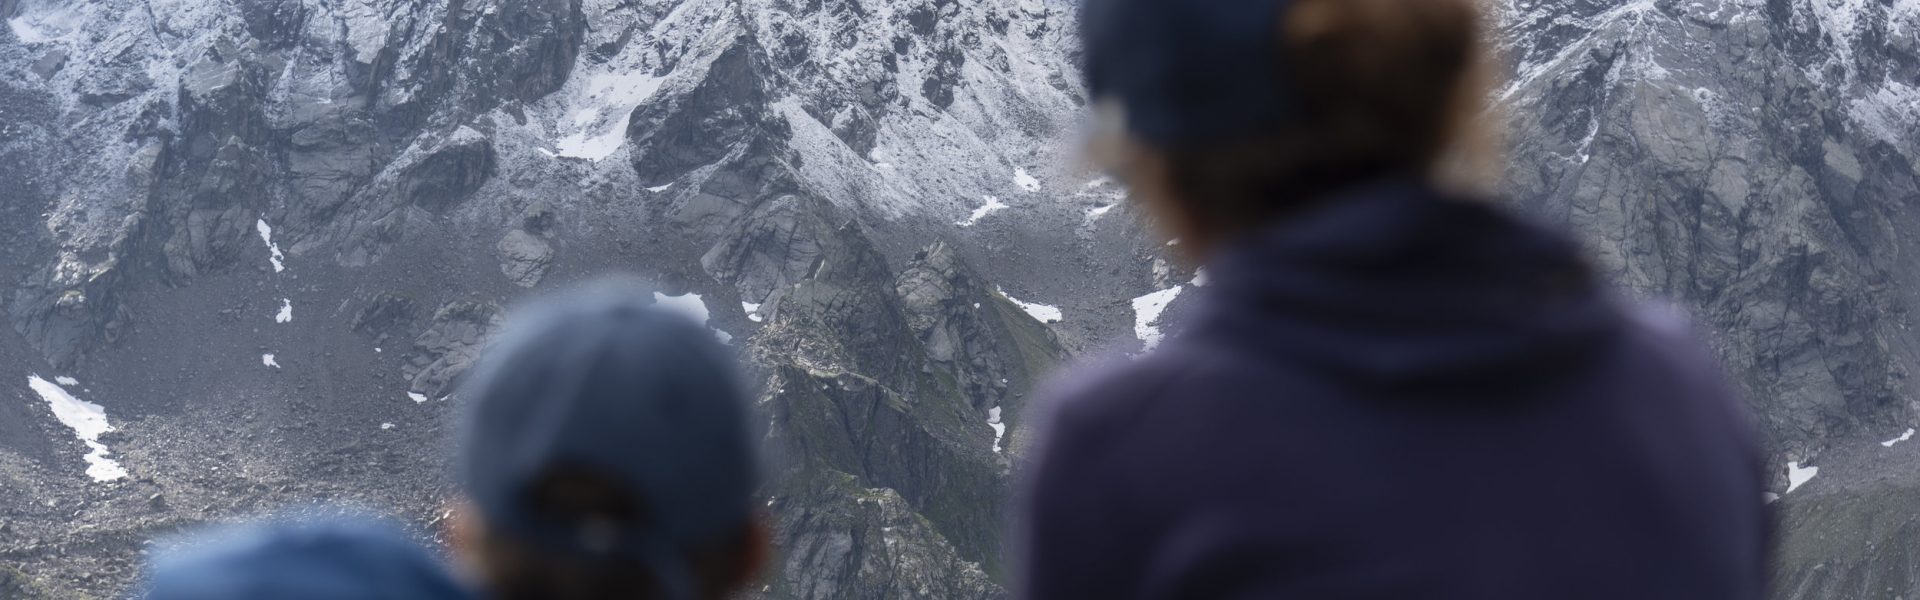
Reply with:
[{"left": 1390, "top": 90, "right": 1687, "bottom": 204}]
[
  {"left": 1081, "top": 0, "right": 1299, "bottom": 146},
  {"left": 456, "top": 278, "right": 759, "bottom": 597},
  {"left": 141, "top": 516, "right": 470, "bottom": 600}
]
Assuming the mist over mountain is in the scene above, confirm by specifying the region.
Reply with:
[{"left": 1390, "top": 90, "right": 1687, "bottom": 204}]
[{"left": 0, "top": 0, "right": 1913, "bottom": 597}]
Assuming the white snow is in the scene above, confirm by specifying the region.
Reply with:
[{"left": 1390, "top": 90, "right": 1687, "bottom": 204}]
[
  {"left": 654, "top": 292, "right": 711, "bottom": 326},
  {"left": 957, "top": 196, "right": 1008, "bottom": 227},
  {"left": 987, "top": 406, "right": 1007, "bottom": 453},
  {"left": 655, "top": 292, "right": 732, "bottom": 343},
  {"left": 408, "top": 392, "right": 428, "bottom": 404},
  {"left": 5, "top": 7, "right": 81, "bottom": 44},
  {"left": 646, "top": 182, "right": 675, "bottom": 193},
  {"left": 1884, "top": 428, "right": 1915, "bottom": 447},
  {"left": 742, "top": 302, "right": 763, "bottom": 323},
  {"left": 7, "top": 17, "right": 51, "bottom": 43},
  {"left": 27, "top": 375, "right": 127, "bottom": 482},
  {"left": 1850, "top": 79, "right": 1920, "bottom": 147},
  {"left": 1085, "top": 203, "right": 1117, "bottom": 222},
  {"left": 340, "top": 0, "right": 392, "bottom": 64},
  {"left": 255, "top": 219, "right": 287, "bottom": 273},
  {"left": 380, "top": 422, "right": 395, "bottom": 430},
  {"left": 262, "top": 354, "right": 280, "bottom": 368},
  {"left": 54, "top": 376, "right": 79, "bottom": 386},
  {"left": 274, "top": 299, "right": 292, "bottom": 323},
  {"left": 1131, "top": 286, "right": 1184, "bottom": 350},
  {"left": 1191, "top": 269, "right": 1210, "bottom": 287},
  {"left": 1785, "top": 461, "right": 1819, "bottom": 494},
  {"left": 554, "top": 72, "right": 666, "bottom": 161},
  {"left": 997, "top": 288, "right": 1062, "bottom": 323},
  {"left": 1805, "top": 0, "right": 1874, "bottom": 82},
  {"left": 1013, "top": 168, "right": 1041, "bottom": 192}
]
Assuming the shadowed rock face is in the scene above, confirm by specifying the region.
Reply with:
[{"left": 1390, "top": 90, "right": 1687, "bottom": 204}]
[{"left": 1496, "top": 0, "right": 1919, "bottom": 595}]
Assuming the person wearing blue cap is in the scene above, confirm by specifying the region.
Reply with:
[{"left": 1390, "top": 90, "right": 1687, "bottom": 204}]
[
  {"left": 141, "top": 515, "right": 471, "bottom": 600},
  {"left": 1019, "top": 0, "right": 1768, "bottom": 598},
  {"left": 447, "top": 279, "right": 767, "bottom": 600}
]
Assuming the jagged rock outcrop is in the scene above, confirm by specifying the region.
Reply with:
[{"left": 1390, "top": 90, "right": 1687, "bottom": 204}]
[
  {"left": 896, "top": 242, "right": 1066, "bottom": 452},
  {"left": 403, "top": 301, "right": 502, "bottom": 398},
  {"left": 767, "top": 469, "right": 1000, "bottom": 600},
  {"left": 1498, "top": 0, "right": 1920, "bottom": 469},
  {"left": 1, "top": 0, "right": 1095, "bottom": 596},
  {"left": 496, "top": 229, "right": 554, "bottom": 287},
  {"left": 27, "top": 0, "right": 1913, "bottom": 597},
  {"left": 1497, "top": 2, "right": 1919, "bottom": 596}
]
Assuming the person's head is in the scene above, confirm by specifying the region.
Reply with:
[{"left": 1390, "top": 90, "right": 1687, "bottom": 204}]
[
  {"left": 452, "top": 278, "right": 766, "bottom": 600},
  {"left": 141, "top": 515, "right": 469, "bottom": 600},
  {"left": 1082, "top": 0, "right": 1497, "bottom": 258}
]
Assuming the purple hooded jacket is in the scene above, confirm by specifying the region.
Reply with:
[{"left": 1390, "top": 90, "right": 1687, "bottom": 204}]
[{"left": 1017, "top": 180, "right": 1767, "bottom": 599}]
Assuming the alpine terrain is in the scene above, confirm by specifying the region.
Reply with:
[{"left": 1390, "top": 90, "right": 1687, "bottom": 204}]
[{"left": 0, "top": 0, "right": 1911, "bottom": 597}]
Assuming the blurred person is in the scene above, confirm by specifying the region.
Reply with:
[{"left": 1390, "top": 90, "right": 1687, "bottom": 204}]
[
  {"left": 446, "top": 279, "right": 767, "bottom": 600},
  {"left": 1017, "top": 0, "right": 1768, "bottom": 598},
  {"left": 141, "top": 514, "right": 469, "bottom": 600}
]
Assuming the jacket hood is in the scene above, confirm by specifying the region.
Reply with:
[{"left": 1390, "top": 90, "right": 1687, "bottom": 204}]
[{"left": 1192, "top": 179, "right": 1623, "bottom": 400}]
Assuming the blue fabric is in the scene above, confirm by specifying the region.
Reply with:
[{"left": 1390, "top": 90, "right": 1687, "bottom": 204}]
[
  {"left": 1017, "top": 180, "right": 1768, "bottom": 599},
  {"left": 1081, "top": 0, "right": 1298, "bottom": 146},
  {"left": 456, "top": 278, "right": 758, "bottom": 597},
  {"left": 141, "top": 516, "right": 469, "bottom": 600}
]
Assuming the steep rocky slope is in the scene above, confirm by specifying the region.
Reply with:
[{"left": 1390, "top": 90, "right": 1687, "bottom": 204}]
[
  {"left": 2, "top": 0, "right": 1916, "bottom": 597},
  {"left": 0, "top": 0, "right": 1149, "bottom": 597},
  {"left": 1494, "top": 0, "right": 1919, "bottom": 596}
]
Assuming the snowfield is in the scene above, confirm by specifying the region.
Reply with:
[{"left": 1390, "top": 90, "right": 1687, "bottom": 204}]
[
  {"left": 1131, "top": 287, "right": 1184, "bottom": 350},
  {"left": 27, "top": 375, "right": 126, "bottom": 482},
  {"left": 998, "top": 288, "right": 1063, "bottom": 323}
]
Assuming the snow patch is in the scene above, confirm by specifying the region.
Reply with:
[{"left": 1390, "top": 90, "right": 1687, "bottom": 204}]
[
  {"left": 7, "top": 17, "right": 51, "bottom": 43},
  {"left": 1785, "top": 461, "right": 1818, "bottom": 494},
  {"left": 743, "top": 302, "right": 763, "bottom": 323},
  {"left": 1131, "top": 287, "right": 1183, "bottom": 350},
  {"left": 408, "top": 392, "right": 428, "bottom": 404},
  {"left": 1191, "top": 269, "right": 1209, "bottom": 287},
  {"left": 262, "top": 354, "right": 280, "bottom": 368},
  {"left": 1013, "top": 168, "right": 1041, "bottom": 192},
  {"left": 958, "top": 195, "right": 1008, "bottom": 227},
  {"left": 1850, "top": 79, "right": 1920, "bottom": 147},
  {"left": 54, "top": 376, "right": 79, "bottom": 386},
  {"left": 987, "top": 406, "right": 1007, "bottom": 453},
  {"left": 27, "top": 375, "right": 126, "bottom": 482},
  {"left": 646, "top": 182, "right": 674, "bottom": 193},
  {"left": 654, "top": 292, "right": 732, "bottom": 343},
  {"left": 274, "top": 299, "right": 292, "bottom": 323},
  {"left": 554, "top": 72, "right": 666, "bottom": 161},
  {"left": 654, "top": 292, "right": 711, "bottom": 325},
  {"left": 1884, "top": 428, "right": 1915, "bottom": 447},
  {"left": 340, "top": 0, "right": 392, "bottom": 64},
  {"left": 1084, "top": 203, "right": 1116, "bottom": 222},
  {"left": 6, "top": 7, "right": 82, "bottom": 44},
  {"left": 998, "top": 288, "right": 1062, "bottom": 323},
  {"left": 255, "top": 219, "right": 286, "bottom": 273},
  {"left": 380, "top": 422, "right": 395, "bottom": 430}
]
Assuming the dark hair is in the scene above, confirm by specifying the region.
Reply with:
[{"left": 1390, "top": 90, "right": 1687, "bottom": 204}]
[
  {"left": 1127, "top": 0, "right": 1493, "bottom": 244},
  {"left": 470, "top": 468, "right": 755, "bottom": 600}
]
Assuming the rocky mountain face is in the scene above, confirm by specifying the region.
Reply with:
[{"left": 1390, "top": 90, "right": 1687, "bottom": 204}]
[
  {"left": 0, "top": 0, "right": 1913, "bottom": 597},
  {"left": 1494, "top": 0, "right": 1918, "bottom": 596},
  {"left": 0, "top": 0, "right": 1154, "bottom": 597}
]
